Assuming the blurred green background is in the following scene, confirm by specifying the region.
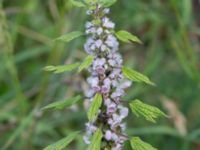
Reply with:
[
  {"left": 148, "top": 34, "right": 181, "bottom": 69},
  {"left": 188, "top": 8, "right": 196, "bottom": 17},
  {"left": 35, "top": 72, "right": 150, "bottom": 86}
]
[{"left": 0, "top": 0, "right": 200, "bottom": 149}]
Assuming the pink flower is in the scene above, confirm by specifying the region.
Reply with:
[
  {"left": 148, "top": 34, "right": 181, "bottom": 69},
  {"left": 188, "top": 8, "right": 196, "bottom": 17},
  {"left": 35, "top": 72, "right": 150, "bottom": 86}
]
[
  {"left": 101, "top": 85, "right": 110, "bottom": 94},
  {"left": 103, "top": 17, "right": 115, "bottom": 28},
  {"left": 96, "top": 66, "right": 105, "bottom": 75},
  {"left": 105, "top": 130, "right": 112, "bottom": 141}
]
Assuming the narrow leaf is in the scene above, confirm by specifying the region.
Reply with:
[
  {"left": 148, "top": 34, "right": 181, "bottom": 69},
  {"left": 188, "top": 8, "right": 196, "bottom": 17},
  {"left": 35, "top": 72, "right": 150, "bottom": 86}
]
[
  {"left": 87, "top": 129, "right": 102, "bottom": 150},
  {"left": 130, "top": 137, "right": 157, "bottom": 150},
  {"left": 55, "top": 31, "right": 83, "bottom": 43},
  {"left": 70, "top": 0, "right": 86, "bottom": 7},
  {"left": 87, "top": 93, "right": 102, "bottom": 122},
  {"left": 43, "top": 131, "right": 80, "bottom": 150},
  {"left": 78, "top": 55, "right": 94, "bottom": 72},
  {"left": 122, "top": 66, "right": 155, "bottom": 86},
  {"left": 44, "top": 66, "right": 56, "bottom": 71},
  {"left": 115, "top": 30, "right": 142, "bottom": 44},
  {"left": 44, "top": 63, "right": 80, "bottom": 74},
  {"left": 42, "top": 95, "right": 81, "bottom": 110},
  {"left": 129, "top": 99, "right": 167, "bottom": 123}
]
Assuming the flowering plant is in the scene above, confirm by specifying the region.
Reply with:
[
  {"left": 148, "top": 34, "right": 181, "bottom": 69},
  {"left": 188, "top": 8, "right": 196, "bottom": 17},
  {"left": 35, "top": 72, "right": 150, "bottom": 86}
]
[{"left": 43, "top": 0, "right": 166, "bottom": 150}]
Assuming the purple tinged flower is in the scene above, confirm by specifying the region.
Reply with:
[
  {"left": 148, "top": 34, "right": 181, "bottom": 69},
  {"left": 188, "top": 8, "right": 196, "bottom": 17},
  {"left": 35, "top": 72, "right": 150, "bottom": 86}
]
[
  {"left": 101, "top": 85, "right": 110, "bottom": 94},
  {"left": 108, "top": 52, "right": 122, "bottom": 65},
  {"left": 92, "top": 85, "right": 101, "bottom": 92},
  {"left": 104, "top": 98, "right": 112, "bottom": 106},
  {"left": 105, "top": 35, "right": 117, "bottom": 47},
  {"left": 85, "top": 123, "right": 97, "bottom": 133},
  {"left": 86, "top": 27, "right": 96, "bottom": 34},
  {"left": 95, "top": 39, "right": 103, "bottom": 48},
  {"left": 110, "top": 114, "right": 123, "bottom": 129},
  {"left": 118, "top": 136, "right": 127, "bottom": 144},
  {"left": 93, "top": 58, "right": 106, "bottom": 68},
  {"left": 97, "top": 27, "right": 103, "bottom": 35},
  {"left": 113, "top": 114, "right": 122, "bottom": 123},
  {"left": 104, "top": 78, "right": 111, "bottom": 86},
  {"left": 105, "top": 35, "right": 119, "bottom": 52},
  {"left": 84, "top": 37, "right": 95, "bottom": 54},
  {"left": 87, "top": 76, "right": 99, "bottom": 87},
  {"left": 96, "top": 66, "right": 105, "bottom": 75},
  {"left": 111, "top": 143, "right": 122, "bottom": 150},
  {"left": 83, "top": 135, "right": 90, "bottom": 144},
  {"left": 100, "top": 44, "right": 107, "bottom": 52},
  {"left": 108, "top": 52, "right": 121, "bottom": 61},
  {"left": 103, "top": 8, "right": 110, "bottom": 14},
  {"left": 90, "top": 44, "right": 96, "bottom": 50},
  {"left": 111, "top": 88, "right": 125, "bottom": 99},
  {"left": 108, "top": 118, "right": 114, "bottom": 125},
  {"left": 111, "top": 133, "right": 118, "bottom": 141},
  {"left": 85, "top": 89, "right": 94, "bottom": 98},
  {"left": 108, "top": 59, "right": 116, "bottom": 66},
  {"left": 118, "top": 106, "right": 129, "bottom": 119},
  {"left": 111, "top": 80, "right": 119, "bottom": 87},
  {"left": 107, "top": 102, "right": 117, "bottom": 114},
  {"left": 119, "top": 80, "right": 132, "bottom": 89},
  {"left": 93, "top": 58, "right": 106, "bottom": 75},
  {"left": 85, "top": 21, "right": 93, "bottom": 29},
  {"left": 109, "top": 69, "right": 121, "bottom": 79},
  {"left": 105, "top": 130, "right": 112, "bottom": 141},
  {"left": 102, "top": 17, "right": 115, "bottom": 28}
]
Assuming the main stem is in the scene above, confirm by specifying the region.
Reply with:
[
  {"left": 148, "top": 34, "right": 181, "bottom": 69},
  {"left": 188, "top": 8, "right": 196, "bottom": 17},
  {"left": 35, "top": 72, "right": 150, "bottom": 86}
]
[{"left": 84, "top": 4, "right": 131, "bottom": 150}]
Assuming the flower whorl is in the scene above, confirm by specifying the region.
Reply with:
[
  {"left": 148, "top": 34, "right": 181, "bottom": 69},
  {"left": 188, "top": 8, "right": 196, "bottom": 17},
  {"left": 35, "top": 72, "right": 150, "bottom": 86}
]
[{"left": 83, "top": 4, "right": 132, "bottom": 150}]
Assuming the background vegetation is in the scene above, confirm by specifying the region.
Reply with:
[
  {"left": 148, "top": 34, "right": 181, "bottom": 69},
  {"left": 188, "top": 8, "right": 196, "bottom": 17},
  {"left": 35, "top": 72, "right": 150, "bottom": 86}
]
[{"left": 0, "top": 0, "right": 200, "bottom": 149}]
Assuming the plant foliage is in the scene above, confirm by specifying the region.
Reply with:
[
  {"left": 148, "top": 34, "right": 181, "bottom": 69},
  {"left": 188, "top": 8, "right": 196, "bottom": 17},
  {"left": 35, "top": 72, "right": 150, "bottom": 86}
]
[
  {"left": 43, "top": 131, "right": 80, "bottom": 150},
  {"left": 129, "top": 99, "right": 166, "bottom": 123},
  {"left": 130, "top": 137, "right": 157, "bottom": 150}
]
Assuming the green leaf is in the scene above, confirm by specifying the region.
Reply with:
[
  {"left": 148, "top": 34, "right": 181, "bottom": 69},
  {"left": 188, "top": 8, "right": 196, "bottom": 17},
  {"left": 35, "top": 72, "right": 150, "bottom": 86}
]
[
  {"left": 44, "top": 63, "right": 80, "bottom": 74},
  {"left": 55, "top": 31, "right": 83, "bottom": 43},
  {"left": 43, "top": 131, "right": 80, "bottom": 150},
  {"left": 87, "top": 93, "right": 102, "bottom": 122},
  {"left": 78, "top": 55, "right": 94, "bottom": 72},
  {"left": 42, "top": 95, "right": 81, "bottom": 110},
  {"left": 44, "top": 66, "right": 56, "bottom": 71},
  {"left": 129, "top": 99, "right": 167, "bottom": 123},
  {"left": 84, "top": 0, "right": 97, "bottom": 4},
  {"left": 70, "top": 0, "right": 86, "bottom": 7},
  {"left": 122, "top": 66, "right": 155, "bottom": 86},
  {"left": 87, "top": 129, "right": 102, "bottom": 150},
  {"left": 115, "top": 30, "right": 142, "bottom": 44},
  {"left": 99, "top": 0, "right": 117, "bottom": 7},
  {"left": 130, "top": 137, "right": 157, "bottom": 150}
]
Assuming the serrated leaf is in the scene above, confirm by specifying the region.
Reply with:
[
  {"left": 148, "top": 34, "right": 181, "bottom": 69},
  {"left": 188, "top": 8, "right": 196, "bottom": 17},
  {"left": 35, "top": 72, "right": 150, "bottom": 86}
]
[
  {"left": 44, "top": 63, "right": 80, "bottom": 74},
  {"left": 130, "top": 137, "right": 157, "bottom": 150},
  {"left": 129, "top": 99, "right": 167, "bottom": 123},
  {"left": 87, "top": 129, "right": 102, "bottom": 150},
  {"left": 55, "top": 31, "right": 83, "bottom": 43},
  {"left": 115, "top": 30, "right": 142, "bottom": 44},
  {"left": 43, "top": 131, "right": 80, "bottom": 150},
  {"left": 122, "top": 66, "right": 155, "bottom": 86},
  {"left": 42, "top": 95, "right": 81, "bottom": 110},
  {"left": 87, "top": 93, "right": 102, "bottom": 122},
  {"left": 78, "top": 55, "right": 94, "bottom": 72},
  {"left": 99, "top": 0, "right": 117, "bottom": 7},
  {"left": 70, "top": 0, "right": 86, "bottom": 7}
]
